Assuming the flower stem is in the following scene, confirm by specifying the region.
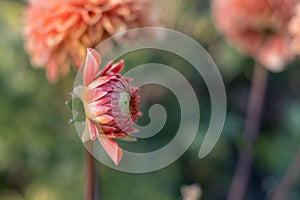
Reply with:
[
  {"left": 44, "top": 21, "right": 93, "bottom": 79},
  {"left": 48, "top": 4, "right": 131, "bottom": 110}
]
[
  {"left": 227, "top": 63, "right": 268, "bottom": 200},
  {"left": 269, "top": 148, "right": 300, "bottom": 200},
  {"left": 85, "top": 148, "right": 96, "bottom": 200}
]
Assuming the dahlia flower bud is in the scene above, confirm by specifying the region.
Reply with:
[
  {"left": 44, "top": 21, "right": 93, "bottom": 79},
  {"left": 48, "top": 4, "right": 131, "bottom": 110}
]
[
  {"left": 212, "top": 0, "right": 296, "bottom": 72},
  {"left": 72, "top": 48, "right": 141, "bottom": 165},
  {"left": 23, "top": 0, "right": 161, "bottom": 82}
]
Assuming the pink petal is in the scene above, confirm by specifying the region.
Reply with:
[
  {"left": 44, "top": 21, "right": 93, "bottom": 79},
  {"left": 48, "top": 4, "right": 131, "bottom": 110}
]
[
  {"left": 95, "top": 114, "right": 114, "bottom": 124},
  {"left": 100, "top": 125, "right": 116, "bottom": 133},
  {"left": 98, "top": 137, "right": 122, "bottom": 165},
  {"left": 87, "top": 119, "right": 98, "bottom": 140},
  {"left": 99, "top": 61, "right": 114, "bottom": 76},
  {"left": 85, "top": 89, "right": 107, "bottom": 102},
  {"left": 111, "top": 60, "right": 124, "bottom": 73},
  {"left": 109, "top": 131, "right": 127, "bottom": 137},
  {"left": 84, "top": 48, "right": 102, "bottom": 86},
  {"left": 88, "top": 75, "right": 116, "bottom": 89},
  {"left": 96, "top": 84, "right": 115, "bottom": 92},
  {"left": 93, "top": 97, "right": 111, "bottom": 105},
  {"left": 86, "top": 103, "right": 111, "bottom": 117},
  {"left": 127, "top": 128, "right": 139, "bottom": 133}
]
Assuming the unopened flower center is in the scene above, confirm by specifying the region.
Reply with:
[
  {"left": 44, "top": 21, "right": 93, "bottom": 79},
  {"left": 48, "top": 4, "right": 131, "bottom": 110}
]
[{"left": 118, "top": 91, "right": 131, "bottom": 115}]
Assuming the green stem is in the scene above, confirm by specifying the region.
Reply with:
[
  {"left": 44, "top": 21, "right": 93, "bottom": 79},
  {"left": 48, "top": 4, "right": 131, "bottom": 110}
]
[
  {"left": 269, "top": 148, "right": 300, "bottom": 200},
  {"left": 227, "top": 63, "right": 269, "bottom": 200},
  {"left": 85, "top": 148, "right": 96, "bottom": 200}
]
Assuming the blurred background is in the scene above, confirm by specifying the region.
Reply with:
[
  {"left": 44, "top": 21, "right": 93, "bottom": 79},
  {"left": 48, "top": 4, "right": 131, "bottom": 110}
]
[{"left": 0, "top": 0, "right": 300, "bottom": 199}]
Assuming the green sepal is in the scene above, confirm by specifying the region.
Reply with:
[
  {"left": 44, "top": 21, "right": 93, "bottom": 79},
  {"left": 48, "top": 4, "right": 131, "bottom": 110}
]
[
  {"left": 69, "top": 111, "right": 86, "bottom": 123},
  {"left": 66, "top": 95, "right": 86, "bottom": 123},
  {"left": 65, "top": 95, "right": 84, "bottom": 111}
]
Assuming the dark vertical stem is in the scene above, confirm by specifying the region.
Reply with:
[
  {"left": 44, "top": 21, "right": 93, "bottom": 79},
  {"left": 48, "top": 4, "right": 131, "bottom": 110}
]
[
  {"left": 227, "top": 64, "right": 269, "bottom": 200},
  {"left": 269, "top": 148, "right": 300, "bottom": 200},
  {"left": 85, "top": 149, "right": 96, "bottom": 200}
]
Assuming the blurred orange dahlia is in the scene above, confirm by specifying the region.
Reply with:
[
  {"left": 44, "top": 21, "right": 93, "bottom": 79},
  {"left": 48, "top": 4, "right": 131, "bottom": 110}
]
[
  {"left": 23, "top": 0, "right": 160, "bottom": 81},
  {"left": 73, "top": 48, "right": 141, "bottom": 165},
  {"left": 289, "top": 3, "right": 300, "bottom": 55},
  {"left": 212, "top": 0, "right": 296, "bottom": 72}
]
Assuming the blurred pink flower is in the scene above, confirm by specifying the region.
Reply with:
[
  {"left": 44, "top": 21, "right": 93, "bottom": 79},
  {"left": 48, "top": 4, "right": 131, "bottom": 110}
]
[
  {"left": 289, "top": 3, "right": 300, "bottom": 55},
  {"left": 23, "top": 0, "right": 160, "bottom": 81},
  {"left": 181, "top": 184, "right": 202, "bottom": 200},
  {"left": 74, "top": 48, "right": 141, "bottom": 165},
  {"left": 212, "top": 0, "right": 296, "bottom": 72}
]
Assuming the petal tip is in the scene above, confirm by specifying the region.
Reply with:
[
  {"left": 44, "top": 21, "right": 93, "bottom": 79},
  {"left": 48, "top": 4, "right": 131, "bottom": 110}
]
[
  {"left": 84, "top": 48, "right": 102, "bottom": 86},
  {"left": 98, "top": 137, "right": 123, "bottom": 165}
]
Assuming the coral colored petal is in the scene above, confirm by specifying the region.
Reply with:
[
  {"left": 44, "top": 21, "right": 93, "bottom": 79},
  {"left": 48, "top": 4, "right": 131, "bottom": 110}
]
[
  {"left": 88, "top": 75, "right": 116, "bottom": 89},
  {"left": 81, "top": 8, "right": 103, "bottom": 25},
  {"left": 87, "top": 119, "right": 98, "bottom": 140},
  {"left": 46, "top": 59, "right": 58, "bottom": 82},
  {"left": 86, "top": 103, "right": 111, "bottom": 117},
  {"left": 101, "top": 15, "right": 115, "bottom": 34},
  {"left": 100, "top": 125, "right": 116, "bottom": 133},
  {"left": 98, "top": 137, "right": 122, "bottom": 165},
  {"left": 111, "top": 60, "right": 124, "bottom": 73},
  {"left": 96, "top": 84, "right": 115, "bottom": 92},
  {"left": 84, "top": 48, "right": 102, "bottom": 86},
  {"left": 127, "top": 128, "right": 139, "bottom": 133},
  {"left": 55, "top": 14, "right": 80, "bottom": 32},
  {"left": 85, "top": 89, "right": 107, "bottom": 102},
  {"left": 104, "top": 132, "right": 126, "bottom": 138},
  {"left": 93, "top": 97, "right": 111, "bottom": 105},
  {"left": 99, "top": 61, "right": 114, "bottom": 76},
  {"left": 95, "top": 114, "right": 114, "bottom": 124}
]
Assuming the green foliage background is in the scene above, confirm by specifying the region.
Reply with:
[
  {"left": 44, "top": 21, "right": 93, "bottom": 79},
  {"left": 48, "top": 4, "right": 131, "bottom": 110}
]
[{"left": 0, "top": 0, "right": 300, "bottom": 200}]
